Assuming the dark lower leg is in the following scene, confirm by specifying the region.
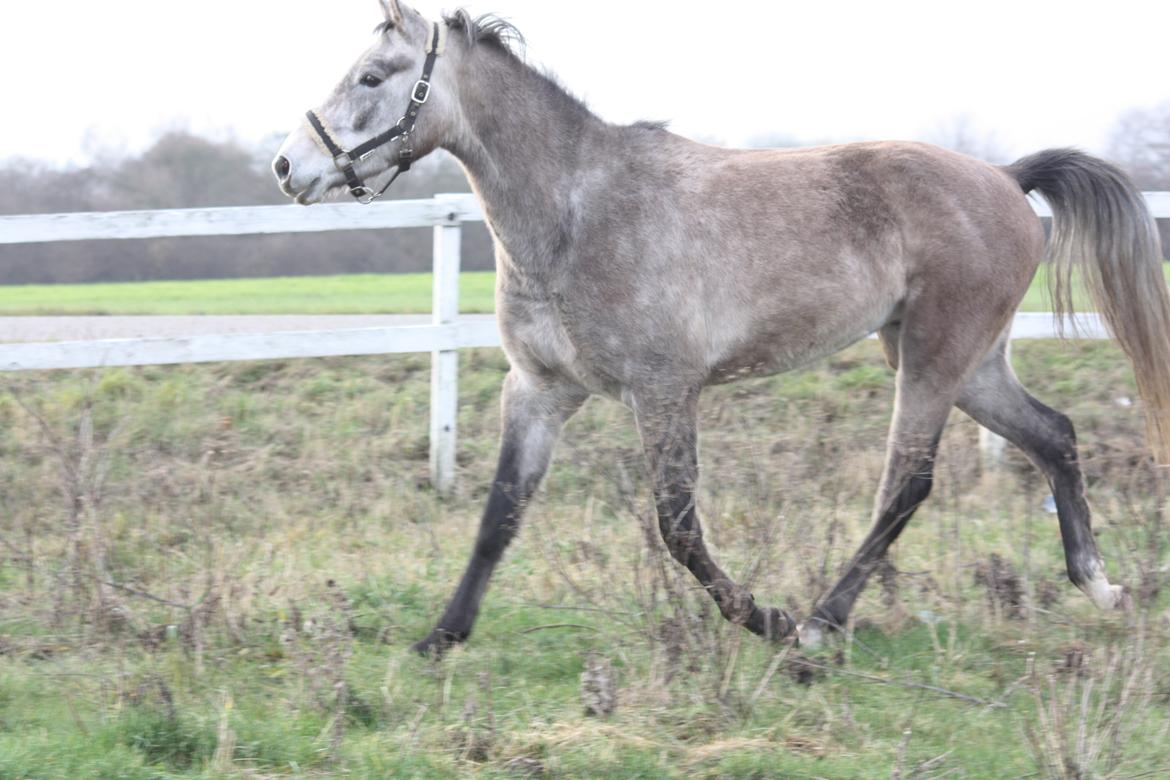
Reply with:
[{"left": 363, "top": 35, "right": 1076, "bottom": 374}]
[
  {"left": 1020, "top": 399, "right": 1103, "bottom": 589},
  {"left": 642, "top": 402, "right": 795, "bottom": 641},
  {"left": 959, "top": 367, "right": 1125, "bottom": 609},
  {"left": 655, "top": 481, "right": 796, "bottom": 640},
  {"left": 412, "top": 441, "right": 531, "bottom": 653},
  {"left": 810, "top": 447, "right": 937, "bottom": 631},
  {"left": 413, "top": 373, "right": 584, "bottom": 655}
]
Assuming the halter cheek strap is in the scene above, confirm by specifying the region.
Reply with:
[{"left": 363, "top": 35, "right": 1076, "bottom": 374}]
[{"left": 305, "top": 21, "right": 445, "bottom": 204}]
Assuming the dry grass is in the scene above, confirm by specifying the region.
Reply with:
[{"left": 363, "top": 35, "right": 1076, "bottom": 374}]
[{"left": 0, "top": 340, "right": 1167, "bottom": 778}]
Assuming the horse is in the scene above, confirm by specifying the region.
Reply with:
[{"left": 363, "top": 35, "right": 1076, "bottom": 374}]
[{"left": 273, "top": 1, "right": 1170, "bottom": 654}]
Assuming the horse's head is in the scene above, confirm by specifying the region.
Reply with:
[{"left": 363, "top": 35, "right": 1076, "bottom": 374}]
[{"left": 273, "top": 1, "right": 455, "bottom": 205}]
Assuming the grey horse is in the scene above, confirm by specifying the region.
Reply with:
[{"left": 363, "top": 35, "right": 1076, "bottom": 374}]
[{"left": 274, "top": 1, "right": 1170, "bottom": 653}]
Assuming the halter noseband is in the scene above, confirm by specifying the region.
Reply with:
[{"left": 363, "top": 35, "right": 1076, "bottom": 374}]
[{"left": 305, "top": 22, "right": 446, "bottom": 205}]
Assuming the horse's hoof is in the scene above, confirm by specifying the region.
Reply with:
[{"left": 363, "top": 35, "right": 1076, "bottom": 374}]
[
  {"left": 410, "top": 628, "right": 465, "bottom": 658},
  {"left": 409, "top": 636, "right": 439, "bottom": 657},
  {"left": 1079, "top": 565, "right": 1130, "bottom": 612},
  {"left": 796, "top": 621, "right": 826, "bottom": 651}
]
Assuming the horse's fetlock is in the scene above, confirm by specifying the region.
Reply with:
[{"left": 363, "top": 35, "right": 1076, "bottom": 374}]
[{"left": 708, "top": 579, "right": 755, "bottom": 624}]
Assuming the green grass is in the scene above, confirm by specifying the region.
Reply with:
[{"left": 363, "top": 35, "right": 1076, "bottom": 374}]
[
  {"left": 2, "top": 266, "right": 1166, "bottom": 315},
  {"left": 1018, "top": 263, "right": 1170, "bottom": 313},
  {"left": 0, "top": 272, "right": 499, "bottom": 316},
  {"left": 0, "top": 342, "right": 1168, "bottom": 778}
]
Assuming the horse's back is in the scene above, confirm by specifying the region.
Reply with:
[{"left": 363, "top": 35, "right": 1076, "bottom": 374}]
[
  {"left": 510, "top": 135, "right": 1046, "bottom": 393},
  {"left": 670, "top": 139, "right": 1046, "bottom": 381}
]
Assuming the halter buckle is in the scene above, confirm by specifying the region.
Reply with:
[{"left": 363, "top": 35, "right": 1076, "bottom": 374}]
[
  {"left": 351, "top": 186, "right": 379, "bottom": 205},
  {"left": 411, "top": 79, "right": 432, "bottom": 104}
]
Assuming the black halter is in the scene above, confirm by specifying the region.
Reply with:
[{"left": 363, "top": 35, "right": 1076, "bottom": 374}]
[{"left": 305, "top": 22, "right": 444, "bottom": 204}]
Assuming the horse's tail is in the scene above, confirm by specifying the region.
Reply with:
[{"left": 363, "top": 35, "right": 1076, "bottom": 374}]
[{"left": 1006, "top": 148, "right": 1170, "bottom": 463}]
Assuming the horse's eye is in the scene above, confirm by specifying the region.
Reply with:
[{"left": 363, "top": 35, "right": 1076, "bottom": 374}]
[{"left": 360, "top": 74, "right": 384, "bottom": 88}]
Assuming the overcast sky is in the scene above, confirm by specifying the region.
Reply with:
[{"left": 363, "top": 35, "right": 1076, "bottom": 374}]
[{"left": 3, "top": 0, "right": 1168, "bottom": 166}]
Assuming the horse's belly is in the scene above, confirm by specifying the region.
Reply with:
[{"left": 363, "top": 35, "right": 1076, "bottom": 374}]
[{"left": 706, "top": 292, "right": 898, "bottom": 383}]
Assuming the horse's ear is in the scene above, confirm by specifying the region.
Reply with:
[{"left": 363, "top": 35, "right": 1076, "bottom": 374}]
[{"left": 378, "top": 0, "right": 405, "bottom": 26}]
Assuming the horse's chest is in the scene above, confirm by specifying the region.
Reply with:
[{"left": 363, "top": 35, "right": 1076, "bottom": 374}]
[
  {"left": 499, "top": 295, "right": 584, "bottom": 378},
  {"left": 498, "top": 292, "right": 630, "bottom": 395}
]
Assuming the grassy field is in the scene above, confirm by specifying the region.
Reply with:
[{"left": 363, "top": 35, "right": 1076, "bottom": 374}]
[
  {"left": 1, "top": 341, "right": 1168, "bottom": 778},
  {"left": 3, "top": 265, "right": 1168, "bottom": 316},
  {"left": 0, "top": 273, "right": 499, "bottom": 316}
]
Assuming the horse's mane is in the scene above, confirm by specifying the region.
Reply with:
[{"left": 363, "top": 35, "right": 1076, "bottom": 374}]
[
  {"left": 378, "top": 9, "right": 664, "bottom": 131},
  {"left": 443, "top": 10, "right": 525, "bottom": 54},
  {"left": 442, "top": 10, "right": 668, "bottom": 131},
  {"left": 374, "top": 10, "right": 523, "bottom": 54}
]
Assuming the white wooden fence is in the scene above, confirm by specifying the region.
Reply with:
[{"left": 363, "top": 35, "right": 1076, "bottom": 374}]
[
  {"left": 1, "top": 193, "right": 1167, "bottom": 489},
  {"left": 0, "top": 193, "right": 492, "bottom": 496}
]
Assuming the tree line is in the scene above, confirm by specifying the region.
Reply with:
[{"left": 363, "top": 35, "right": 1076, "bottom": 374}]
[
  {"left": 1, "top": 105, "right": 1168, "bottom": 285},
  {"left": 0, "top": 132, "right": 495, "bottom": 285}
]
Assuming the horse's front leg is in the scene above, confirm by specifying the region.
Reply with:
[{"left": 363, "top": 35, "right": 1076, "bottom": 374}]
[
  {"left": 412, "top": 370, "right": 587, "bottom": 655},
  {"left": 635, "top": 390, "right": 796, "bottom": 642}
]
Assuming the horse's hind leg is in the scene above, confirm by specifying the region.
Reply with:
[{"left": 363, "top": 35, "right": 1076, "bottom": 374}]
[
  {"left": 412, "top": 370, "right": 587, "bottom": 655},
  {"left": 802, "top": 369, "right": 954, "bottom": 646},
  {"left": 956, "top": 341, "right": 1128, "bottom": 611},
  {"left": 635, "top": 389, "right": 796, "bottom": 641},
  {"left": 802, "top": 309, "right": 1010, "bottom": 647}
]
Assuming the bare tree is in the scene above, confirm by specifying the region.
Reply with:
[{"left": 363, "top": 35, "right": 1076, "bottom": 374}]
[
  {"left": 1108, "top": 103, "right": 1170, "bottom": 260},
  {"left": 0, "top": 132, "right": 495, "bottom": 284},
  {"left": 1108, "top": 102, "right": 1170, "bottom": 189}
]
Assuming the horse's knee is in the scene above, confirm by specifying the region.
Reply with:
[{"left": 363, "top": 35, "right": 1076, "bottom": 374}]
[
  {"left": 888, "top": 467, "right": 934, "bottom": 520},
  {"left": 1043, "top": 408, "right": 1077, "bottom": 455}
]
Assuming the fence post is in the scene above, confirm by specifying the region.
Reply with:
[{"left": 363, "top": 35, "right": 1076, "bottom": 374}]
[
  {"left": 979, "top": 427, "right": 1008, "bottom": 471},
  {"left": 430, "top": 194, "right": 463, "bottom": 497}
]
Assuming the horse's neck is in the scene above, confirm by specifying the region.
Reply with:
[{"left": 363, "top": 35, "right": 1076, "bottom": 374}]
[{"left": 445, "top": 48, "right": 605, "bottom": 278}]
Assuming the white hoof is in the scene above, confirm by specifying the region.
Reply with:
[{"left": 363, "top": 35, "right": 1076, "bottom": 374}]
[
  {"left": 797, "top": 622, "right": 825, "bottom": 651},
  {"left": 1079, "top": 564, "right": 1128, "bottom": 611}
]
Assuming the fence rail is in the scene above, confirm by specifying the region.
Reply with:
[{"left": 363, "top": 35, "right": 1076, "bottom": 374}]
[
  {"left": 0, "top": 322, "right": 501, "bottom": 372},
  {"left": 0, "top": 195, "right": 484, "bottom": 244},
  {"left": 2, "top": 192, "right": 1168, "bottom": 491}
]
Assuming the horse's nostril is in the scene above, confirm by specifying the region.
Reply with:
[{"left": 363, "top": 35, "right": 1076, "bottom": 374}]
[{"left": 273, "top": 155, "right": 291, "bottom": 180}]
